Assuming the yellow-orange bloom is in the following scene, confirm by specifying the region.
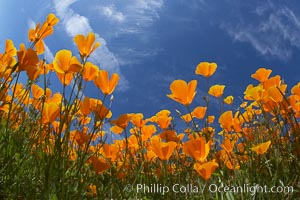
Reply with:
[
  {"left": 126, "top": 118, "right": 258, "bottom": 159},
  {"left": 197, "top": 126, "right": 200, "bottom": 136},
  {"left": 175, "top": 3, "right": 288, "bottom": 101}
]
[
  {"left": 167, "top": 80, "right": 197, "bottom": 106},
  {"left": 182, "top": 137, "right": 210, "bottom": 162},
  {"left": 5, "top": 39, "right": 17, "bottom": 57},
  {"left": 82, "top": 62, "right": 99, "bottom": 81},
  {"left": 291, "top": 82, "right": 300, "bottom": 96},
  {"left": 208, "top": 84, "right": 225, "bottom": 98},
  {"left": 94, "top": 70, "right": 120, "bottom": 95},
  {"left": 89, "top": 155, "right": 111, "bottom": 174},
  {"left": 150, "top": 141, "right": 177, "bottom": 161},
  {"left": 194, "top": 161, "right": 218, "bottom": 180},
  {"left": 53, "top": 49, "right": 82, "bottom": 74},
  {"left": 74, "top": 32, "right": 100, "bottom": 58},
  {"left": 110, "top": 114, "right": 130, "bottom": 129},
  {"left": 42, "top": 102, "right": 60, "bottom": 123},
  {"left": 17, "top": 44, "right": 39, "bottom": 72},
  {"left": 251, "top": 68, "right": 272, "bottom": 83},
  {"left": 195, "top": 62, "right": 217, "bottom": 78},
  {"left": 267, "top": 84, "right": 287, "bottom": 103},
  {"left": 223, "top": 95, "right": 234, "bottom": 105},
  {"left": 250, "top": 140, "right": 271, "bottom": 155},
  {"left": 191, "top": 106, "right": 207, "bottom": 119}
]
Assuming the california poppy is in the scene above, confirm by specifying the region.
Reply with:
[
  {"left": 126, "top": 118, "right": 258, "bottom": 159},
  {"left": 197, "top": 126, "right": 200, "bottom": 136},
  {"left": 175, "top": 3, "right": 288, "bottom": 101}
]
[
  {"left": 251, "top": 68, "right": 272, "bottom": 83},
  {"left": 167, "top": 80, "right": 197, "bottom": 106},
  {"left": 194, "top": 160, "right": 218, "bottom": 180},
  {"left": 110, "top": 114, "right": 130, "bottom": 129},
  {"left": 182, "top": 137, "right": 210, "bottom": 162},
  {"left": 208, "top": 84, "right": 225, "bottom": 98},
  {"left": 250, "top": 140, "right": 271, "bottom": 155},
  {"left": 89, "top": 155, "right": 111, "bottom": 174},
  {"left": 192, "top": 106, "right": 207, "bottom": 119},
  {"left": 17, "top": 44, "right": 39, "bottom": 72},
  {"left": 74, "top": 32, "right": 100, "bottom": 59},
  {"left": 82, "top": 62, "right": 99, "bottom": 81},
  {"left": 195, "top": 62, "right": 217, "bottom": 78},
  {"left": 218, "top": 111, "right": 233, "bottom": 132},
  {"left": 291, "top": 82, "right": 300, "bottom": 96},
  {"left": 42, "top": 102, "right": 60, "bottom": 123},
  {"left": 53, "top": 49, "right": 82, "bottom": 74},
  {"left": 223, "top": 95, "right": 234, "bottom": 105},
  {"left": 94, "top": 70, "right": 120, "bottom": 95},
  {"left": 150, "top": 141, "right": 177, "bottom": 161}
]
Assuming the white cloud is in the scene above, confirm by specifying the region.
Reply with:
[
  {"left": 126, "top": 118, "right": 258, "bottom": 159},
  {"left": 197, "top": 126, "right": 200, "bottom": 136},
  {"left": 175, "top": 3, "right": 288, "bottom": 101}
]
[
  {"left": 53, "top": 0, "right": 129, "bottom": 92},
  {"left": 95, "top": 0, "right": 164, "bottom": 33},
  {"left": 221, "top": 3, "right": 300, "bottom": 61},
  {"left": 100, "top": 5, "right": 125, "bottom": 23}
]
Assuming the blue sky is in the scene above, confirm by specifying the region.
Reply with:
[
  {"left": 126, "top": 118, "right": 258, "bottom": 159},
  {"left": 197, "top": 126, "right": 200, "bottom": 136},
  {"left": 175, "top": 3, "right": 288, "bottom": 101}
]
[{"left": 1, "top": 0, "right": 300, "bottom": 129}]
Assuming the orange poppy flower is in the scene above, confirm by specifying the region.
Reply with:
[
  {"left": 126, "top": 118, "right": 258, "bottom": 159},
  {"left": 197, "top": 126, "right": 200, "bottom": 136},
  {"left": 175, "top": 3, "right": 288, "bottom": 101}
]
[
  {"left": 291, "top": 82, "right": 300, "bottom": 96},
  {"left": 244, "top": 85, "right": 265, "bottom": 101},
  {"left": 53, "top": 49, "right": 82, "bottom": 74},
  {"left": 82, "top": 62, "right": 99, "bottom": 81},
  {"left": 150, "top": 141, "right": 177, "bottom": 161},
  {"left": 110, "top": 114, "right": 130, "bottom": 129},
  {"left": 5, "top": 39, "right": 17, "bottom": 57},
  {"left": 195, "top": 62, "right": 217, "bottom": 78},
  {"left": 182, "top": 137, "right": 210, "bottom": 162},
  {"left": 220, "top": 138, "right": 235, "bottom": 153},
  {"left": 141, "top": 124, "right": 157, "bottom": 141},
  {"left": 90, "top": 99, "right": 112, "bottom": 120},
  {"left": 192, "top": 106, "right": 207, "bottom": 119},
  {"left": 80, "top": 97, "right": 92, "bottom": 116},
  {"left": 181, "top": 113, "right": 192, "bottom": 123},
  {"left": 250, "top": 140, "right": 271, "bottom": 155},
  {"left": 159, "top": 130, "right": 184, "bottom": 142},
  {"left": 102, "top": 144, "right": 120, "bottom": 162},
  {"left": 145, "top": 150, "right": 158, "bottom": 161},
  {"left": 46, "top": 13, "right": 59, "bottom": 26},
  {"left": 89, "top": 155, "right": 111, "bottom": 174},
  {"left": 130, "top": 113, "right": 147, "bottom": 128},
  {"left": 74, "top": 128, "right": 89, "bottom": 146},
  {"left": 156, "top": 115, "right": 172, "bottom": 129},
  {"left": 74, "top": 32, "right": 100, "bottom": 58},
  {"left": 218, "top": 111, "right": 233, "bottom": 132},
  {"left": 207, "top": 115, "right": 215, "bottom": 124},
  {"left": 17, "top": 44, "right": 39, "bottom": 72},
  {"left": 194, "top": 161, "right": 218, "bottom": 180},
  {"left": 31, "top": 84, "right": 44, "bottom": 99},
  {"left": 251, "top": 68, "right": 272, "bottom": 83},
  {"left": 267, "top": 84, "right": 287, "bottom": 103},
  {"left": 208, "top": 84, "right": 225, "bottom": 98},
  {"left": 167, "top": 80, "right": 197, "bottom": 106},
  {"left": 110, "top": 125, "right": 124, "bottom": 134},
  {"left": 223, "top": 95, "right": 234, "bottom": 105},
  {"left": 94, "top": 70, "right": 120, "bottom": 95},
  {"left": 42, "top": 102, "right": 60, "bottom": 123},
  {"left": 263, "top": 75, "right": 281, "bottom": 89}
]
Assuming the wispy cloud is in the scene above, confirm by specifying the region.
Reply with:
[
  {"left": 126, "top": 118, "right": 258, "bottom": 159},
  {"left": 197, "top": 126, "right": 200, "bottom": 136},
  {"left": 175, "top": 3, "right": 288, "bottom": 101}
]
[
  {"left": 221, "top": 2, "right": 300, "bottom": 61},
  {"left": 100, "top": 5, "right": 125, "bottom": 23},
  {"left": 53, "top": 0, "right": 129, "bottom": 92},
  {"left": 93, "top": 0, "right": 164, "bottom": 65}
]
